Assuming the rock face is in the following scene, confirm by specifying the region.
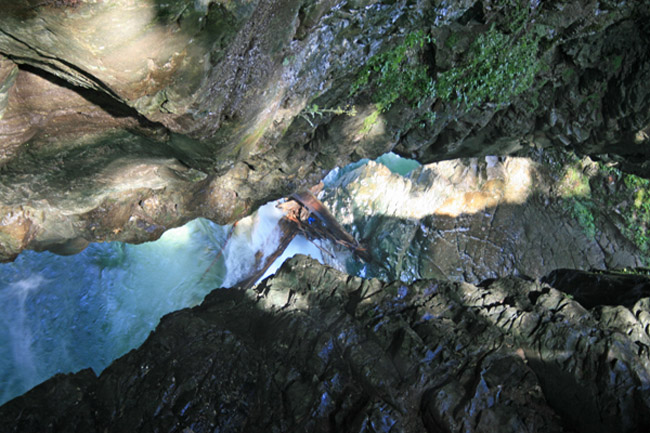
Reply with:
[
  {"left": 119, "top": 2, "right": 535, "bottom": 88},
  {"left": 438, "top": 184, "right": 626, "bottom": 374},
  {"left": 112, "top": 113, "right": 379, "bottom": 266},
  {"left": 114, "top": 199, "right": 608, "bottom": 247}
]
[
  {"left": 1, "top": 0, "right": 650, "bottom": 259},
  {"left": 1, "top": 255, "right": 649, "bottom": 433},
  {"left": 319, "top": 151, "right": 646, "bottom": 283},
  {"left": 2, "top": 2, "right": 650, "bottom": 429},
  {"left": 0, "top": 0, "right": 420, "bottom": 259}
]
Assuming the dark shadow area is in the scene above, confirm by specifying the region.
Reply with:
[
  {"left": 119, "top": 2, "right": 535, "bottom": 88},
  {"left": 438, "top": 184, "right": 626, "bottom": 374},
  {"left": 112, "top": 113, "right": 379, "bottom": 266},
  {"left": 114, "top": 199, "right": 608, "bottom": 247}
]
[
  {"left": 1, "top": 253, "right": 649, "bottom": 433},
  {"left": 17, "top": 64, "right": 167, "bottom": 132},
  {"left": 6, "top": 147, "right": 650, "bottom": 431},
  {"left": 542, "top": 268, "right": 650, "bottom": 309},
  {"left": 1, "top": 2, "right": 650, "bottom": 430},
  {"left": 328, "top": 198, "right": 645, "bottom": 286}
]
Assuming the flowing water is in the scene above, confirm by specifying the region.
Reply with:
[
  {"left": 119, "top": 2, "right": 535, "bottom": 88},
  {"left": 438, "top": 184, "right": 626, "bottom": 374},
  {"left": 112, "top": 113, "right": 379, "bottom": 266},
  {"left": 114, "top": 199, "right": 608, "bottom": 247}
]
[
  {"left": 0, "top": 153, "right": 417, "bottom": 405},
  {"left": 0, "top": 201, "right": 326, "bottom": 405},
  {"left": 2, "top": 150, "right": 643, "bottom": 406}
]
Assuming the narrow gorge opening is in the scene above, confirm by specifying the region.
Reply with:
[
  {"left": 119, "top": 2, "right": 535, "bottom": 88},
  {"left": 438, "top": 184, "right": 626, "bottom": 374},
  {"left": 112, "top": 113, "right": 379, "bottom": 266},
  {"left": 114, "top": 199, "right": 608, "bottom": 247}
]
[{"left": 2, "top": 0, "right": 650, "bottom": 431}]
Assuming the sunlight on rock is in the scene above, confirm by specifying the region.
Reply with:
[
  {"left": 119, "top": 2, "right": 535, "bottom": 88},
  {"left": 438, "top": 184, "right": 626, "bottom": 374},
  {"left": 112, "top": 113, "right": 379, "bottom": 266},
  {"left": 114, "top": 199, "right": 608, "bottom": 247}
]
[
  {"left": 557, "top": 158, "right": 596, "bottom": 199},
  {"left": 325, "top": 156, "right": 538, "bottom": 220},
  {"left": 319, "top": 152, "right": 646, "bottom": 285},
  {"left": 435, "top": 157, "right": 535, "bottom": 217},
  {"left": 503, "top": 157, "right": 535, "bottom": 204},
  {"left": 635, "top": 128, "right": 649, "bottom": 145},
  {"left": 353, "top": 107, "right": 385, "bottom": 142},
  {"left": 99, "top": 158, "right": 183, "bottom": 192}
]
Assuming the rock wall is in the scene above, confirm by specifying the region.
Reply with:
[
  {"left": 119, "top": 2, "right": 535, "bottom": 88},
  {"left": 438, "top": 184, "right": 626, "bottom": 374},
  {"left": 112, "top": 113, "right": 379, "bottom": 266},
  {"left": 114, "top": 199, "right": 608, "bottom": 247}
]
[
  {"left": 1, "top": 256, "right": 649, "bottom": 432},
  {"left": 318, "top": 151, "right": 647, "bottom": 283},
  {"left": 1, "top": 0, "right": 650, "bottom": 259}
]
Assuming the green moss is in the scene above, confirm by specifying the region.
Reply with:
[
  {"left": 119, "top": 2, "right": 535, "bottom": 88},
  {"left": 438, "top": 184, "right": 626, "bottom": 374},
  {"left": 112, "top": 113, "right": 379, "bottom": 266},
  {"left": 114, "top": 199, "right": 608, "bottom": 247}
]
[
  {"left": 436, "top": 22, "right": 541, "bottom": 109},
  {"left": 611, "top": 54, "right": 623, "bottom": 72},
  {"left": 609, "top": 267, "right": 650, "bottom": 276},
  {"left": 595, "top": 164, "right": 650, "bottom": 256},
  {"left": 620, "top": 173, "right": 650, "bottom": 253},
  {"left": 550, "top": 153, "right": 598, "bottom": 238},
  {"left": 359, "top": 109, "right": 381, "bottom": 135},
  {"left": 445, "top": 32, "right": 459, "bottom": 49},
  {"left": 301, "top": 104, "right": 357, "bottom": 127},
  {"left": 351, "top": 30, "right": 434, "bottom": 113},
  {"left": 566, "top": 198, "right": 597, "bottom": 238},
  {"left": 351, "top": 1, "right": 543, "bottom": 119},
  {"left": 558, "top": 165, "right": 591, "bottom": 198},
  {"left": 562, "top": 67, "right": 576, "bottom": 81}
]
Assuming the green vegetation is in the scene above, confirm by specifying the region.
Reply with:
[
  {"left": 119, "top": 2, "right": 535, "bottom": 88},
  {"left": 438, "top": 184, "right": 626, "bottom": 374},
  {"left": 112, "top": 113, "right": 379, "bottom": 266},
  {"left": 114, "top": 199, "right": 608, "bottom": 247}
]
[
  {"left": 552, "top": 153, "right": 650, "bottom": 256},
  {"left": 350, "top": 0, "right": 543, "bottom": 122},
  {"left": 555, "top": 160, "right": 598, "bottom": 238},
  {"left": 611, "top": 54, "right": 623, "bottom": 72},
  {"left": 612, "top": 170, "right": 650, "bottom": 254},
  {"left": 359, "top": 109, "right": 381, "bottom": 135},
  {"left": 566, "top": 199, "right": 597, "bottom": 238},
  {"left": 603, "top": 267, "right": 650, "bottom": 277},
  {"left": 558, "top": 165, "right": 591, "bottom": 198},
  {"left": 350, "top": 30, "right": 434, "bottom": 114},
  {"left": 300, "top": 104, "right": 357, "bottom": 127},
  {"left": 436, "top": 24, "right": 542, "bottom": 108}
]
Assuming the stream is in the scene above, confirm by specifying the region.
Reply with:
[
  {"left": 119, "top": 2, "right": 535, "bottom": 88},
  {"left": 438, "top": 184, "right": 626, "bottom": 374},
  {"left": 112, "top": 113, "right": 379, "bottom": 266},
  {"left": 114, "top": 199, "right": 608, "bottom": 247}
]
[
  {"left": 0, "top": 153, "right": 417, "bottom": 405},
  {"left": 0, "top": 201, "right": 326, "bottom": 405},
  {"left": 1, "top": 150, "right": 647, "bottom": 406}
]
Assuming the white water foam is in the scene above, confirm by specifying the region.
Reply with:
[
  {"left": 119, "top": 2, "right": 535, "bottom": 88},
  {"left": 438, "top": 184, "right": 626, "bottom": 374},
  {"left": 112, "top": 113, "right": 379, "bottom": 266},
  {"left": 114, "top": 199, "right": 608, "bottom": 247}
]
[
  {"left": 0, "top": 275, "right": 45, "bottom": 403},
  {"left": 0, "top": 152, "right": 421, "bottom": 405}
]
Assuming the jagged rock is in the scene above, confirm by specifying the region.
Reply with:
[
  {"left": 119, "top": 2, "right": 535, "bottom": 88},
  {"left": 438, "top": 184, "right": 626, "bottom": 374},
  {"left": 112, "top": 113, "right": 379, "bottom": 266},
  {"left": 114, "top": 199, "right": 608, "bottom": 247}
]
[
  {"left": 319, "top": 153, "right": 646, "bottom": 283},
  {"left": 1, "top": 2, "right": 650, "bottom": 430},
  {"left": 1, "top": 255, "right": 649, "bottom": 432},
  {"left": 0, "top": 0, "right": 429, "bottom": 259},
  {"left": 397, "top": 1, "right": 650, "bottom": 172}
]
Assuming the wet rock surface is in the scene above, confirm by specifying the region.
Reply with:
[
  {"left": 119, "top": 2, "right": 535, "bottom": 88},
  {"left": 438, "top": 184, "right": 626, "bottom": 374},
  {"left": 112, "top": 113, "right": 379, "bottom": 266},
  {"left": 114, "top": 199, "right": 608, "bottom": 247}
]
[
  {"left": 1, "top": 255, "right": 649, "bottom": 433},
  {"left": 0, "top": 0, "right": 424, "bottom": 259},
  {"left": 319, "top": 151, "right": 647, "bottom": 284},
  {"left": 1, "top": 1, "right": 650, "bottom": 429},
  {"left": 1, "top": 0, "right": 650, "bottom": 259}
]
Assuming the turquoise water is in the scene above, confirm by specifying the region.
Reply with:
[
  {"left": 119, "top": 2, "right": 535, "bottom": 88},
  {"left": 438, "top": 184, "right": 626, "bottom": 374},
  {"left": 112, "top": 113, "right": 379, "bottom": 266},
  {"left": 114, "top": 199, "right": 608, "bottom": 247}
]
[
  {"left": 0, "top": 153, "right": 415, "bottom": 406},
  {"left": 375, "top": 152, "right": 421, "bottom": 176},
  {"left": 0, "top": 202, "right": 325, "bottom": 405},
  {"left": 0, "top": 219, "right": 229, "bottom": 404},
  {"left": 323, "top": 152, "right": 420, "bottom": 186}
]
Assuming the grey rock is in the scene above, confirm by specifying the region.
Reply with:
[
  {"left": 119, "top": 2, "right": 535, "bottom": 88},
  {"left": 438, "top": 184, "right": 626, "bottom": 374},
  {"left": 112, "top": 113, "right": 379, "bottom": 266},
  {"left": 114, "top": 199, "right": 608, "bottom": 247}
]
[
  {"left": 2, "top": 256, "right": 649, "bottom": 432},
  {"left": 2, "top": 1, "right": 650, "bottom": 259},
  {"left": 319, "top": 153, "right": 646, "bottom": 284}
]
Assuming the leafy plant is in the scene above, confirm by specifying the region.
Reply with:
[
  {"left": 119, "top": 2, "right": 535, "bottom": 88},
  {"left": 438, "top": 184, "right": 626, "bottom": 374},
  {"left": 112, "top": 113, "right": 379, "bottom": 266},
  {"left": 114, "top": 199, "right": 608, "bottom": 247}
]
[
  {"left": 595, "top": 163, "right": 650, "bottom": 256},
  {"left": 300, "top": 104, "right": 357, "bottom": 127},
  {"left": 436, "top": 24, "right": 541, "bottom": 108},
  {"left": 351, "top": 30, "right": 434, "bottom": 113},
  {"left": 567, "top": 199, "right": 597, "bottom": 238},
  {"left": 350, "top": 0, "right": 543, "bottom": 123}
]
